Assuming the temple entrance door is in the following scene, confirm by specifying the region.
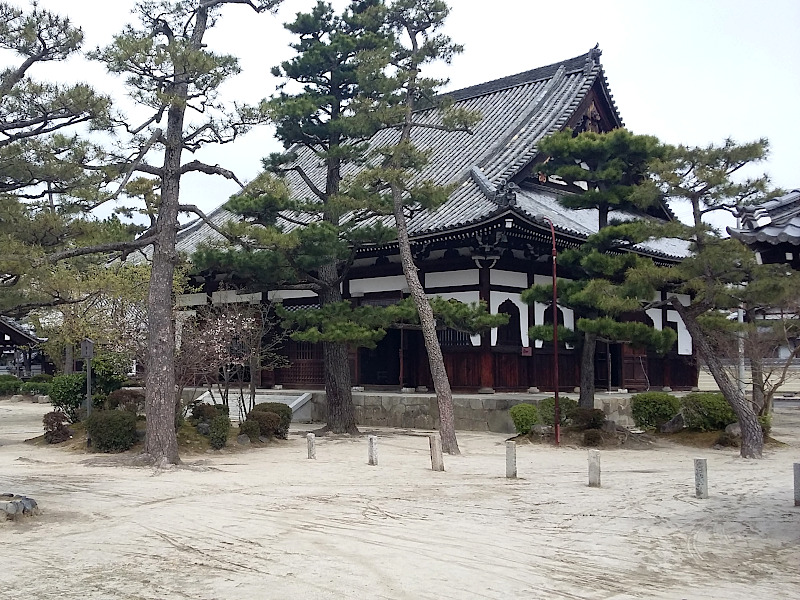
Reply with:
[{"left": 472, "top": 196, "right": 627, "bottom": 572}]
[
  {"left": 359, "top": 329, "right": 401, "bottom": 387},
  {"left": 621, "top": 342, "right": 649, "bottom": 390}
]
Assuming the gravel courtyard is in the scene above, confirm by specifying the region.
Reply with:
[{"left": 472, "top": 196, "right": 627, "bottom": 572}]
[{"left": 1, "top": 399, "right": 798, "bottom": 599}]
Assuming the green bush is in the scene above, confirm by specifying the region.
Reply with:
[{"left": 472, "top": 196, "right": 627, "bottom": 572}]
[
  {"left": 107, "top": 388, "right": 145, "bottom": 413},
  {"left": 572, "top": 408, "right": 606, "bottom": 430},
  {"left": 583, "top": 429, "right": 603, "bottom": 447},
  {"left": 191, "top": 403, "right": 226, "bottom": 422},
  {"left": 20, "top": 382, "right": 51, "bottom": 396},
  {"left": 247, "top": 411, "right": 281, "bottom": 437},
  {"left": 29, "top": 373, "right": 53, "bottom": 383},
  {"left": 239, "top": 419, "right": 261, "bottom": 442},
  {"left": 209, "top": 414, "right": 231, "bottom": 449},
  {"left": 758, "top": 414, "right": 772, "bottom": 436},
  {"left": 681, "top": 392, "right": 737, "bottom": 432},
  {"left": 50, "top": 373, "right": 87, "bottom": 422},
  {"left": 90, "top": 354, "right": 127, "bottom": 396},
  {"left": 85, "top": 410, "right": 138, "bottom": 452},
  {"left": 0, "top": 379, "right": 22, "bottom": 395},
  {"left": 631, "top": 392, "right": 680, "bottom": 429},
  {"left": 0, "top": 374, "right": 20, "bottom": 381},
  {"left": 537, "top": 396, "right": 577, "bottom": 427},
  {"left": 251, "top": 402, "right": 292, "bottom": 439},
  {"left": 509, "top": 403, "right": 540, "bottom": 434},
  {"left": 43, "top": 410, "right": 72, "bottom": 444}
]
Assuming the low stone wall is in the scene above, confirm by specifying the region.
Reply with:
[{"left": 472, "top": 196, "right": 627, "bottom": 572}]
[{"left": 309, "top": 392, "right": 636, "bottom": 434}]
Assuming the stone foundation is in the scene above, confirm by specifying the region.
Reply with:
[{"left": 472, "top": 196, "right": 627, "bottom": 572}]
[
  {"left": 1, "top": 494, "right": 39, "bottom": 520},
  {"left": 309, "top": 392, "right": 636, "bottom": 433}
]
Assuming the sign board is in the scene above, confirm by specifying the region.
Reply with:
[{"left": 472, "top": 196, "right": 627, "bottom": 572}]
[{"left": 80, "top": 339, "right": 94, "bottom": 359}]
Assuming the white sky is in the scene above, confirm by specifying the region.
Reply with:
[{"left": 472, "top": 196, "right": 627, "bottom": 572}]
[{"left": 18, "top": 0, "right": 800, "bottom": 227}]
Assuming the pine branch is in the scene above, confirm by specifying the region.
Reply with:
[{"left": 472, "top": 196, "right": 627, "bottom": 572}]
[{"left": 179, "top": 160, "right": 244, "bottom": 186}]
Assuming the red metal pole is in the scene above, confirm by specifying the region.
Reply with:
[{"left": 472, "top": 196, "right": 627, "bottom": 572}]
[{"left": 541, "top": 217, "right": 560, "bottom": 445}]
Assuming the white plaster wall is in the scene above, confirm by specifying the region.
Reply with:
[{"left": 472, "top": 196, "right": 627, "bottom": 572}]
[
  {"left": 429, "top": 290, "right": 481, "bottom": 346},
  {"left": 350, "top": 275, "right": 408, "bottom": 295},
  {"left": 426, "top": 269, "right": 479, "bottom": 288},
  {"left": 667, "top": 310, "right": 692, "bottom": 355},
  {"left": 490, "top": 269, "right": 527, "bottom": 289},
  {"left": 490, "top": 291, "right": 528, "bottom": 346},
  {"left": 646, "top": 308, "right": 663, "bottom": 330},
  {"left": 267, "top": 289, "right": 317, "bottom": 301},
  {"left": 212, "top": 290, "right": 262, "bottom": 304}
]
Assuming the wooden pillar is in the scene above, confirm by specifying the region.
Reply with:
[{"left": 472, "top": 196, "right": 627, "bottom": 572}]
[{"left": 479, "top": 265, "right": 494, "bottom": 393}]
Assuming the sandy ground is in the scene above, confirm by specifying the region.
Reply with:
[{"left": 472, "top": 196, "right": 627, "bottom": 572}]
[{"left": 1, "top": 400, "right": 799, "bottom": 600}]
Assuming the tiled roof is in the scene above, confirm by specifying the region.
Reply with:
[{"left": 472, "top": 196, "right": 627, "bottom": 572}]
[
  {"left": 0, "top": 316, "right": 41, "bottom": 344},
  {"left": 729, "top": 190, "right": 800, "bottom": 245},
  {"left": 140, "top": 48, "right": 681, "bottom": 260}
]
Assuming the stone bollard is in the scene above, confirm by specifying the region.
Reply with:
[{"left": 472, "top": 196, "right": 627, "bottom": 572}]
[
  {"left": 368, "top": 435, "right": 378, "bottom": 466},
  {"left": 694, "top": 458, "right": 708, "bottom": 499},
  {"left": 429, "top": 434, "right": 445, "bottom": 472},
  {"left": 307, "top": 433, "right": 316, "bottom": 460},
  {"left": 794, "top": 463, "right": 800, "bottom": 507},
  {"left": 588, "top": 449, "right": 601, "bottom": 487},
  {"left": 505, "top": 441, "right": 517, "bottom": 478}
]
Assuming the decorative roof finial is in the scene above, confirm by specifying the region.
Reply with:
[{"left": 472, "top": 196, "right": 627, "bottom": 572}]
[{"left": 584, "top": 44, "right": 602, "bottom": 74}]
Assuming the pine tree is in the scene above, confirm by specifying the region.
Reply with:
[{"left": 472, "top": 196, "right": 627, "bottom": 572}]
[
  {"left": 626, "top": 139, "right": 800, "bottom": 458},
  {"left": 527, "top": 129, "right": 667, "bottom": 406}
]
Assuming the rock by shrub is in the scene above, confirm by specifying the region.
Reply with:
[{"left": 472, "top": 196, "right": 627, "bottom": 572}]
[
  {"left": 681, "top": 392, "right": 736, "bottom": 432},
  {"left": 21, "top": 382, "right": 51, "bottom": 396},
  {"left": 537, "top": 396, "right": 577, "bottom": 427},
  {"left": 631, "top": 392, "right": 680, "bottom": 429},
  {"left": 85, "top": 410, "right": 138, "bottom": 452},
  {"left": 572, "top": 408, "right": 606, "bottom": 430},
  {"left": 209, "top": 414, "right": 231, "bottom": 449},
  {"left": 49, "top": 373, "right": 87, "bottom": 422},
  {"left": 239, "top": 419, "right": 261, "bottom": 442},
  {"left": 43, "top": 410, "right": 72, "bottom": 444},
  {"left": 509, "top": 403, "right": 540, "bottom": 434},
  {"left": 247, "top": 411, "right": 281, "bottom": 437},
  {"left": 715, "top": 432, "right": 739, "bottom": 448},
  {"left": 583, "top": 429, "right": 603, "bottom": 447},
  {"left": 251, "top": 402, "right": 292, "bottom": 439}
]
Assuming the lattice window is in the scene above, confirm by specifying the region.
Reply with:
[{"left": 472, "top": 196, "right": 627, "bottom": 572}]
[{"left": 437, "top": 328, "right": 472, "bottom": 347}]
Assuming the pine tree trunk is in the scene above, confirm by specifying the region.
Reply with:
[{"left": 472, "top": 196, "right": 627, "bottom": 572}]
[
  {"left": 674, "top": 302, "right": 763, "bottom": 458},
  {"left": 318, "top": 264, "right": 359, "bottom": 434},
  {"left": 391, "top": 188, "right": 459, "bottom": 454},
  {"left": 579, "top": 331, "right": 597, "bottom": 408},
  {"left": 143, "top": 98, "right": 182, "bottom": 465}
]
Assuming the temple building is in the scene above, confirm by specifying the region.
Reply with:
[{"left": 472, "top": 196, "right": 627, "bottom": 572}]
[{"left": 172, "top": 48, "right": 698, "bottom": 392}]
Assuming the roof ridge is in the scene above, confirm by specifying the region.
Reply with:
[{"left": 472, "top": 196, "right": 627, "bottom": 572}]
[{"left": 440, "top": 48, "right": 597, "bottom": 103}]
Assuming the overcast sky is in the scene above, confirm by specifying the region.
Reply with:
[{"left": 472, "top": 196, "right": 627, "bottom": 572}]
[{"left": 22, "top": 0, "right": 800, "bottom": 227}]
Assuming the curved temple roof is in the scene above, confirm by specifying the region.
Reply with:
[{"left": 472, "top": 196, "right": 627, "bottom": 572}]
[
  {"left": 729, "top": 190, "right": 800, "bottom": 246},
  {"left": 156, "top": 47, "right": 687, "bottom": 261}
]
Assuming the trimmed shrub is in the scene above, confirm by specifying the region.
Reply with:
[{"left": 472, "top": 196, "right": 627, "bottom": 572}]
[
  {"left": 251, "top": 402, "right": 292, "bottom": 439},
  {"left": 85, "top": 410, "right": 137, "bottom": 452},
  {"left": 90, "top": 354, "right": 127, "bottom": 396},
  {"left": 209, "top": 414, "right": 231, "bottom": 449},
  {"left": 21, "top": 382, "right": 51, "bottom": 396},
  {"left": 583, "top": 429, "right": 603, "bottom": 447},
  {"left": 0, "top": 378, "right": 22, "bottom": 395},
  {"left": 0, "top": 374, "right": 20, "bottom": 381},
  {"left": 191, "top": 402, "right": 226, "bottom": 422},
  {"left": 572, "top": 408, "right": 606, "bottom": 430},
  {"left": 247, "top": 411, "right": 281, "bottom": 437},
  {"left": 537, "top": 396, "right": 577, "bottom": 427},
  {"left": 509, "top": 403, "right": 540, "bottom": 434},
  {"left": 631, "top": 392, "right": 680, "bottom": 429},
  {"left": 107, "top": 388, "right": 145, "bottom": 413},
  {"left": 29, "top": 374, "right": 53, "bottom": 383},
  {"left": 681, "top": 392, "right": 737, "bottom": 432},
  {"left": 239, "top": 419, "right": 261, "bottom": 442},
  {"left": 43, "top": 410, "right": 72, "bottom": 444},
  {"left": 50, "top": 373, "right": 87, "bottom": 422}
]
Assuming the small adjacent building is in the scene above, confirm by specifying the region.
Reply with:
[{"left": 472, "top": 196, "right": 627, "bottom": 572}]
[
  {"left": 0, "top": 317, "right": 47, "bottom": 378},
  {"left": 173, "top": 48, "right": 698, "bottom": 392}
]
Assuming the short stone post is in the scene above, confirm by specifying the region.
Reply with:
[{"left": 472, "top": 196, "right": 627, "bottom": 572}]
[
  {"left": 694, "top": 458, "right": 708, "bottom": 499},
  {"left": 588, "top": 449, "right": 601, "bottom": 487},
  {"left": 794, "top": 463, "right": 800, "bottom": 507},
  {"left": 368, "top": 435, "right": 378, "bottom": 466},
  {"left": 306, "top": 433, "right": 316, "bottom": 460},
  {"left": 505, "top": 441, "right": 517, "bottom": 478},
  {"left": 429, "top": 434, "right": 445, "bottom": 472}
]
